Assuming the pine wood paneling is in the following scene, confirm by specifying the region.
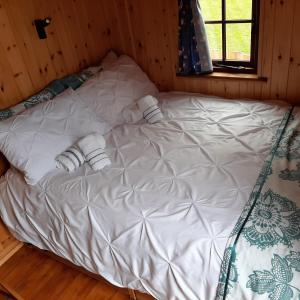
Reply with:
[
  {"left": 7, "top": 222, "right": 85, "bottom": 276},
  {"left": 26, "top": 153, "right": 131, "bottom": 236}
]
[
  {"left": 1, "top": 0, "right": 299, "bottom": 109},
  {"left": 287, "top": 0, "right": 300, "bottom": 100},
  {"left": 1, "top": 0, "right": 299, "bottom": 107},
  {"left": 259, "top": 0, "right": 277, "bottom": 99},
  {"left": 110, "top": 0, "right": 300, "bottom": 103},
  {"left": 269, "top": 0, "right": 296, "bottom": 100},
  {"left": 0, "top": 0, "right": 114, "bottom": 110}
]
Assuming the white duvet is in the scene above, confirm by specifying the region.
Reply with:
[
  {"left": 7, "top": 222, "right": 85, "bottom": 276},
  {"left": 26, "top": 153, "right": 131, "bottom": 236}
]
[{"left": 0, "top": 93, "right": 289, "bottom": 300}]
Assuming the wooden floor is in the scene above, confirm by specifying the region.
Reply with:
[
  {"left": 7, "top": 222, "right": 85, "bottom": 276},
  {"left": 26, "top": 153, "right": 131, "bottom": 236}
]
[{"left": 0, "top": 245, "right": 133, "bottom": 300}]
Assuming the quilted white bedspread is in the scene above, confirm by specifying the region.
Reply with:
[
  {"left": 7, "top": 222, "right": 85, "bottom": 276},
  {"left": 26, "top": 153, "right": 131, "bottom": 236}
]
[{"left": 0, "top": 93, "right": 289, "bottom": 300}]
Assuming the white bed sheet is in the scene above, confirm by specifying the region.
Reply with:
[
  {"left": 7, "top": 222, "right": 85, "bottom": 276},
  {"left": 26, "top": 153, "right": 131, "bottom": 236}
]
[{"left": 0, "top": 93, "right": 289, "bottom": 300}]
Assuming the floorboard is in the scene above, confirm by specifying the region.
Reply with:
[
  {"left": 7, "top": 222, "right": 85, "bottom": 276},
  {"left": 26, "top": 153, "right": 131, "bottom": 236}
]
[{"left": 0, "top": 246, "right": 132, "bottom": 300}]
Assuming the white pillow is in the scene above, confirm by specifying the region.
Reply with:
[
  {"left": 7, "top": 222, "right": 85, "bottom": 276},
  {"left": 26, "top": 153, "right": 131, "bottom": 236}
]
[
  {"left": 100, "top": 50, "right": 118, "bottom": 70},
  {"left": 0, "top": 89, "right": 110, "bottom": 185},
  {"left": 76, "top": 55, "right": 158, "bottom": 128},
  {"left": 83, "top": 50, "right": 118, "bottom": 76}
]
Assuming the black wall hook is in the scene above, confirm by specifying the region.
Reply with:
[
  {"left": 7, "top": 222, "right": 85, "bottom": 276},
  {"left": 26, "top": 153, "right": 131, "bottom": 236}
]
[{"left": 34, "top": 18, "right": 51, "bottom": 39}]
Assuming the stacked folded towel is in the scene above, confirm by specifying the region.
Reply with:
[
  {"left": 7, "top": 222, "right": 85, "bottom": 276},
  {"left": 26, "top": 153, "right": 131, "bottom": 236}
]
[
  {"left": 56, "top": 133, "right": 111, "bottom": 172},
  {"left": 56, "top": 145, "right": 85, "bottom": 172},
  {"left": 78, "top": 133, "right": 111, "bottom": 171},
  {"left": 137, "top": 95, "right": 163, "bottom": 124}
]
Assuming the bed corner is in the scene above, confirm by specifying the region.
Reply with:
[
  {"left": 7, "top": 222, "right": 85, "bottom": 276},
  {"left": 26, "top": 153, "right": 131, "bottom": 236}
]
[{"left": 0, "top": 154, "right": 8, "bottom": 177}]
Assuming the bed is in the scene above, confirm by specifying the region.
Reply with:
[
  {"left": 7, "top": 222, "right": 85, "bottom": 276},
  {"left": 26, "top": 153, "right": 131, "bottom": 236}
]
[{"left": 0, "top": 87, "right": 291, "bottom": 300}]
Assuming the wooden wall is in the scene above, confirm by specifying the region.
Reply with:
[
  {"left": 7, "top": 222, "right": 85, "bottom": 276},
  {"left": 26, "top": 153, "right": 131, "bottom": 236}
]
[
  {"left": 1, "top": 0, "right": 299, "bottom": 108},
  {"left": 0, "top": 0, "right": 115, "bottom": 110},
  {"left": 110, "top": 0, "right": 300, "bottom": 103}
]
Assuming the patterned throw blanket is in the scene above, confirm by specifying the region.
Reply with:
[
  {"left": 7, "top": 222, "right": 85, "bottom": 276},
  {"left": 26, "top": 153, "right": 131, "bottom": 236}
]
[{"left": 216, "top": 106, "right": 300, "bottom": 300}]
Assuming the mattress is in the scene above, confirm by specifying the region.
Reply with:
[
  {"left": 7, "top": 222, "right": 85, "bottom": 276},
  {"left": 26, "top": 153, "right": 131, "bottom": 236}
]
[{"left": 0, "top": 93, "right": 290, "bottom": 300}]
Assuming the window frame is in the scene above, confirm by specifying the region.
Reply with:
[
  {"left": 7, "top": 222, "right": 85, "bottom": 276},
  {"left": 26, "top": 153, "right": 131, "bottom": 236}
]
[{"left": 204, "top": 0, "right": 260, "bottom": 74}]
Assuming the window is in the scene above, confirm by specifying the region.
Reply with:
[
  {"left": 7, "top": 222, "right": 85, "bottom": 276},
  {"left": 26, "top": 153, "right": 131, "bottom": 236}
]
[{"left": 200, "top": 0, "right": 260, "bottom": 73}]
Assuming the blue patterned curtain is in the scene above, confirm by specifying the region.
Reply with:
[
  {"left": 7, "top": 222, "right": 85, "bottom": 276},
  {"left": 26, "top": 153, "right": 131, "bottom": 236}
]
[{"left": 178, "top": 0, "right": 213, "bottom": 75}]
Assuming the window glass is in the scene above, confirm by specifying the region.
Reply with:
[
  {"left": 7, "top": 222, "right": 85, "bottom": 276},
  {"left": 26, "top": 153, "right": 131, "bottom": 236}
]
[
  {"left": 226, "top": 0, "right": 253, "bottom": 20},
  {"left": 226, "top": 23, "right": 251, "bottom": 61},
  {"left": 201, "top": 0, "right": 222, "bottom": 21},
  {"left": 199, "top": 0, "right": 258, "bottom": 71},
  {"left": 205, "top": 24, "right": 223, "bottom": 60}
]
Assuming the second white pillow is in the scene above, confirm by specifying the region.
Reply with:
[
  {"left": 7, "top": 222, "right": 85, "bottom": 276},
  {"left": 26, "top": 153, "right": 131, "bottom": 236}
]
[{"left": 76, "top": 55, "right": 158, "bottom": 128}]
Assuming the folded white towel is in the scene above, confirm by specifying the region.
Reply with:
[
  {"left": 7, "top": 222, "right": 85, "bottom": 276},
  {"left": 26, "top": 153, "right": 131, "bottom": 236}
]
[
  {"left": 78, "top": 133, "right": 111, "bottom": 171},
  {"left": 137, "top": 95, "right": 163, "bottom": 124},
  {"left": 56, "top": 145, "right": 85, "bottom": 172}
]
